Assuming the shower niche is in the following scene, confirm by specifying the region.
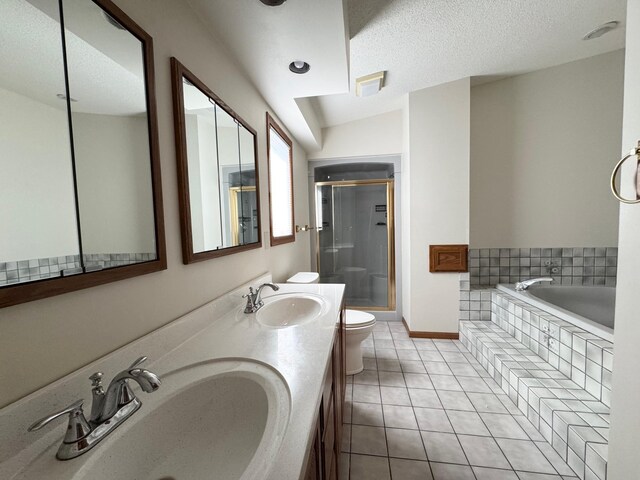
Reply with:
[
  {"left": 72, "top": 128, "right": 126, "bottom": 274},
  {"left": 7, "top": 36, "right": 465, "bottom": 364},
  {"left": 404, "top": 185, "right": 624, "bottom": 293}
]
[{"left": 314, "top": 163, "right": 396, "bottom": 311}]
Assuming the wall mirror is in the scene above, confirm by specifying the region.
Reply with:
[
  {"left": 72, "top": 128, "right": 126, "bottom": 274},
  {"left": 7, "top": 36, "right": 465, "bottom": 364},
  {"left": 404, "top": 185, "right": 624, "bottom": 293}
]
[
  {"left": 0, "top": 0, "right": 165, "bottom": 308},
  {"left": 171, "top": 57, "right": 261, "bottom": 264}
]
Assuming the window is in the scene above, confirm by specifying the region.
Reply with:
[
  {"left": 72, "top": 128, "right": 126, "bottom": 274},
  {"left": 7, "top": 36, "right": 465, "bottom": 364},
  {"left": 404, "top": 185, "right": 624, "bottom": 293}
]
[{"left": 266, "top": 113, "right": 295, "bottom": 245}]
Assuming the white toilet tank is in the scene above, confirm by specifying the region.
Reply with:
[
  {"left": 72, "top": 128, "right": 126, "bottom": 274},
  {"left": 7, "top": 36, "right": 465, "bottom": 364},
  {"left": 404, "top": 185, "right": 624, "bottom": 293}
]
[{"left": 286, "top": 272, "right": 320, "bottom": 284}]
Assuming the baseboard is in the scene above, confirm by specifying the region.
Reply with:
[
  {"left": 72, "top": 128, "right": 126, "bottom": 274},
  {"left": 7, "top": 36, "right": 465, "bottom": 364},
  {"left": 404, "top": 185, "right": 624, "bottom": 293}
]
[{"left": 402, "top": 317, "right": 459, "bottom": 339}]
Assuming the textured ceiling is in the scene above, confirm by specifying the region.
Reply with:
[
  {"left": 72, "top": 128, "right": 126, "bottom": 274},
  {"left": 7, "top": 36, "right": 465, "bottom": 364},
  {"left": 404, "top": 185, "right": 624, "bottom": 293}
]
[{"left": 315, "top": 0, "right": 627, "bottom": 127}]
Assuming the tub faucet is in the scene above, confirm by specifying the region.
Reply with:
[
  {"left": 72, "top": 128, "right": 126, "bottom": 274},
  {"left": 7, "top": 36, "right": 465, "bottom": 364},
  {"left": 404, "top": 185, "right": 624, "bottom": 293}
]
[
  {"left": 244, "top": 283, "right": 279, "bottom": 313},
  {"left": 515, "top": 277, "right": 554, "bottom": 291}
]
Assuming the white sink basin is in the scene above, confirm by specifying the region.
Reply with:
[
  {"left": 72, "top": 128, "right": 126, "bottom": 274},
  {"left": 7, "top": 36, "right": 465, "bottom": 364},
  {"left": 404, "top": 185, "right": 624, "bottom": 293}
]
[
  {"left": 16, "top": 359, "right": 290, "bottom": 480},
  {"left": 256, "top": 293, "right": 326, "bottom": 328}
]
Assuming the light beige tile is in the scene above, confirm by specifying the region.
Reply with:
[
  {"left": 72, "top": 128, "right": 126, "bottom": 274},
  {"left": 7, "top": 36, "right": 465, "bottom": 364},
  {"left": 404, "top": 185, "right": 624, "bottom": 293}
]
[
  {"left": 421, "top": 431, "right": 467, "bottom": 464},
  {"left": 430, "top": 462, "right": 475, "bottom": 479},
  {"left": 389, "top": 458, "right": 433, "bottom": 480},
  {"left": 379, "top": 371, "right": 406, "bottom": 387},
  {"left": 381, "top": 386, "right": 412, "bottom": 406},
  {"left": 351, "top": 425, "right": 388, "bottom": 456},
  {"left": 353, "top": 384, "right": 381, "bottom": 404},
  {"left": 386, "top": 428, "right": 427, "bottom": 460},
  {"left": 447, "top": 410, "right": 491, "bottom": 436},
  {"left": 414, "top": 407, "right": 454, "bottom": 433},
  {"left": 352, "top": 402, "right": 384, "bottom": 426},
  {"left": 409, "top": 388, "right": 443, "bottom": 409},
  {"left": 350, "top": 453, "right": 390, "bottom": 480},
  {"left": 383, "top": 404, "right": 418, "bottom": 429},
  {"left": 458, "top": 434, "right": 510, "bottom": 469}
]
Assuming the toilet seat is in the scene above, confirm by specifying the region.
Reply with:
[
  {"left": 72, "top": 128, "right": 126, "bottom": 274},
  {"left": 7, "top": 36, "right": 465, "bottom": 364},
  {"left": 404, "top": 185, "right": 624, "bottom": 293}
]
[{"left": 345, "top": 309, "right": 376, "bottom": 328}]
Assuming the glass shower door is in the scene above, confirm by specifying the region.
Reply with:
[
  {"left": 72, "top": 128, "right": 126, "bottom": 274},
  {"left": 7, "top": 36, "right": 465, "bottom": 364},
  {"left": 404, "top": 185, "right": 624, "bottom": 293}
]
[{"left": 316, "top": 181, "right": 394, "bottom": 310}]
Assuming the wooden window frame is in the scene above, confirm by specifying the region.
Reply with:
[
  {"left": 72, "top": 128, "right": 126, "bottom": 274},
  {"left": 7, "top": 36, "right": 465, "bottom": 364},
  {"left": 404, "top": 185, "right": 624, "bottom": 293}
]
[{"left": 266, "top": 112, "right": 295, "bottom": 246}]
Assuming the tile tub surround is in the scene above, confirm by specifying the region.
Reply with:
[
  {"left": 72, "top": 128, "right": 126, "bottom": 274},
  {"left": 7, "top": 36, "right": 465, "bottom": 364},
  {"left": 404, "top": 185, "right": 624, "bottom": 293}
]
[
  {"left": 468, "top": 248, "right": 618, "bottom": 287},
  {"left": 491, "top": 290, "right": 613, "bottom": 405},
  {"left": 341, "top": 322, "right": 578, "bottom": 480},
  {"left": 0, "top": 253, "right": 155, "bottom": 285},
  {"left": 459, "top": 272, "right": 492, "bottom": 322},
  {"left": 460, "top": 321, "right": 610, "bottom": 480},
  {"left": 0, "top": 276, "right": 345, "bottom": 480}
]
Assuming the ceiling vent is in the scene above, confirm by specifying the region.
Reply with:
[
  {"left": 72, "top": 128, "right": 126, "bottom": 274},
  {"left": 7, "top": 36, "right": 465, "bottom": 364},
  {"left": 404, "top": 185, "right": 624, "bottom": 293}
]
[
  {"left": 259, "top": 0, "right": 286, "bottom": 6},
  {"left": 355, "top": 71, "right": 386, "bottom": 97}
]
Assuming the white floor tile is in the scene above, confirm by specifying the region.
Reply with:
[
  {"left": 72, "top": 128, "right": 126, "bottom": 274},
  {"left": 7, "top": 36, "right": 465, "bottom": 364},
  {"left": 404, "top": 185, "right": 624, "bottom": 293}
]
[
  {"left": 447, "top": 410, "right": 491, "bottom": 436},
  {"left": 380, "top": 386, "right": 412, "bottom": 406},
  {"left": 386, "top": 428, "right": 427, "bottom": 460},
  {"left": 414, "top": 407, "right": 454, "bottom": 433},
  {"left": 430, "top": 462, "right": 475, "bottom": 480},
  {"left": 389, "top": 458, "right": 433, "bottom": 480},
  {"left": 383, "top": 404, "right": 418, "bottom": 429},
  {"left": 458, "top": 434, "right": 511, "bottom": 469},
  {"left": 495, "top": 438, "right": 556, "bottom": 474},
  {"left": 352, "top": 402, "right": 384, "bottom": 426},
  {"left": 351, "top": 425, "right": 388, "bottom": 456},
  {"left": 421, "top": 431, "right": 468, "bottom": 464},
  {"left": 473, "top": 466, "right": 519, "bottom": 480},
  {"left": 350, "top": 453, "right": 390, "bottom": 480}
]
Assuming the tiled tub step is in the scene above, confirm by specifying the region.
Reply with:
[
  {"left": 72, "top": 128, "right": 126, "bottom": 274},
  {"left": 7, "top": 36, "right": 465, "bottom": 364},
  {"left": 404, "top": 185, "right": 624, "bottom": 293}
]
[{"left": 460, "top": 320, "right": 609, "bottom": 480}]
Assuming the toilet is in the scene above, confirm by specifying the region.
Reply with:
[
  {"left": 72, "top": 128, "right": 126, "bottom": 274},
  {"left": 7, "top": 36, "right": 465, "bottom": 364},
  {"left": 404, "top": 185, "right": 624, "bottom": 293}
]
[
  {"left": 344, "top": 309, "right": 376, "bottom": 375},
  {"left": 286, "top": 272, "right": 320, "bottom": 284},
  {"left": 287, "top": 271, "right": 376, "bottom": 375}
]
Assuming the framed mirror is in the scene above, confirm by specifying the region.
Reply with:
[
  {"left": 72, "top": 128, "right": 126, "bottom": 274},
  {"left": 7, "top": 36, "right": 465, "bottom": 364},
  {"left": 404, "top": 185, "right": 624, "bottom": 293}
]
[
  {"left": 171, "top": 57, "right": 261, "bottom": 263},
  {"left": 0, "top": 0, "right": 165, "bottom": 308}
]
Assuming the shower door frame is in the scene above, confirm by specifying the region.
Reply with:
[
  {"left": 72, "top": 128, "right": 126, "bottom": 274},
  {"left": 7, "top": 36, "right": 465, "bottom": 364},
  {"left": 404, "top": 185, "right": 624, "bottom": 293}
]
[{"left": 315, "top": 179, "right": 396, "bottom": 312}]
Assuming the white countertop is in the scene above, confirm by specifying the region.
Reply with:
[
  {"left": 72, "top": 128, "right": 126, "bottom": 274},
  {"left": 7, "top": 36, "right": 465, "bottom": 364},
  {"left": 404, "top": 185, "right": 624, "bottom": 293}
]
[{"left": 0, "top": 274, "right": 345, "bottom": 480}]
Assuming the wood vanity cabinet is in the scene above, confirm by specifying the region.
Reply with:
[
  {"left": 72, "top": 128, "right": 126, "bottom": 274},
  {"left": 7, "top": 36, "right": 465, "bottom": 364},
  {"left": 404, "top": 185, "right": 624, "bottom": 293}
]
[{"left": 304, "top": 304, "right": 346, "bottom": 480}]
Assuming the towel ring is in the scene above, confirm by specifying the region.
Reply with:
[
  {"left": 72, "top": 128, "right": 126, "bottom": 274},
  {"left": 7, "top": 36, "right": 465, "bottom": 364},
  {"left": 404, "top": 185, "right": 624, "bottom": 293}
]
[{"left": 610, "top": 142, "right": 640, "bottom": 204}]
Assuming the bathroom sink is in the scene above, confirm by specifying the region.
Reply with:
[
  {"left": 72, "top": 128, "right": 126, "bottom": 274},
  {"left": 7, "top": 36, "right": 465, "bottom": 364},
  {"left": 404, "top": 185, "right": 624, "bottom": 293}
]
[
  {"left": 17, "top": 359, "right": 291, "bottom": 480},
  {"left": 256, "top": 293, "right": 326, "bottom": 327}
]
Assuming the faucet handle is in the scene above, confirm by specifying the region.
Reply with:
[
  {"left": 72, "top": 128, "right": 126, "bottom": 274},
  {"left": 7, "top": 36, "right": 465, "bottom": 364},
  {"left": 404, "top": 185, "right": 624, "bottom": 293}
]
[
  {"left": 128, "top": 356, "right": 148, "bottom": 370},
  {"left": 28, "top": 399, "right": 91, "bottom": 443},
  {"left": 89, "top": 372, "right": 104, "bottom": 387}
]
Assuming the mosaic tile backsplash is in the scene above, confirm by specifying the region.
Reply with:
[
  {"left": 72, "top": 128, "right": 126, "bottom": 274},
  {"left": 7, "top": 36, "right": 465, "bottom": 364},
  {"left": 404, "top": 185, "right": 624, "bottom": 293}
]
[
  {"left": 0, "top": 253, "right": 155, "bottom": 286},
  {"left": 469, "top": 247, "right": 618, "bottom": 287}
]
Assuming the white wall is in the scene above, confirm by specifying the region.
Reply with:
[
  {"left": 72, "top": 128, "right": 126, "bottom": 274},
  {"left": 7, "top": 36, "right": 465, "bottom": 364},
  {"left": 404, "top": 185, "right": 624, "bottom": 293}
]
[
  {"left": 470, "top": 51, "right": 624, "bottom": 248},
  {"left": 0, "top": 87, "right": 80, "bottom": 261},
  {"left": 0, "top": 0, "right": 310, "bottom": 408},
  {"left": 308, "top": 109, "right": 402, "bottom": 160},
  {"left": 73, "top": 112, "right": 156, "bottom": 254},
  {"left": 607, "top": 1, "right": 640, "bottom": 477},
  {"left": 403, "top": 78, "right": 470, "bottom": 333}
]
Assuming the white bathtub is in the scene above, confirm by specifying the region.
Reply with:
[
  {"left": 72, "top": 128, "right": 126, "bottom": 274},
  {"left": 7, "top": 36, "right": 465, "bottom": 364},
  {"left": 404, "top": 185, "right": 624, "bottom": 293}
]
[{"left": 497, "top": 284, "right": 615, "bottom": 342}]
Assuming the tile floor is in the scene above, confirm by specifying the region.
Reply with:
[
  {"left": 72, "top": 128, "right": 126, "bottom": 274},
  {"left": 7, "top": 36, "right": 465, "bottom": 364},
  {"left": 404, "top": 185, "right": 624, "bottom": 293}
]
[{"left": 340, "top": 321, "right": 579, "bottom": 480}]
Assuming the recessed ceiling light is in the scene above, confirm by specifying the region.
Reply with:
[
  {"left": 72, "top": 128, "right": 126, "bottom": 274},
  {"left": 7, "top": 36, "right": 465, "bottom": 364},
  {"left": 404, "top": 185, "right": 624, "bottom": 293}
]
[
  {"left": 583, "top": 21, "right": 620, "bottom": 40},
  {"left": 57, "top": 93, "right": 78, "bottom": 102},
  {"left": 289, "top": 61, "right": 310, "bottom": 74},
  {"left": 260, "top": 0, "right": 286, "bottom": 6},
  {"left": 355, "top": 71, "right": 386, "bottom": 97}
]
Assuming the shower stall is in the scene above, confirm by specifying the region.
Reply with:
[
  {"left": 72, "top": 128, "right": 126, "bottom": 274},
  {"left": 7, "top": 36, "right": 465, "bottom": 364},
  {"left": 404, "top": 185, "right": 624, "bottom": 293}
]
[{"left": 314, "top": 163, "right": 396, "bottom": 311}]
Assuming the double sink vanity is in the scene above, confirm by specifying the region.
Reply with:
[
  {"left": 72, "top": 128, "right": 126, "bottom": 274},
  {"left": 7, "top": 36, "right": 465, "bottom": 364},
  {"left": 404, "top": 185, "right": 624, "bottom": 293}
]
[{"left": 0, "top": 276, "right": 346, "bottom": 480}]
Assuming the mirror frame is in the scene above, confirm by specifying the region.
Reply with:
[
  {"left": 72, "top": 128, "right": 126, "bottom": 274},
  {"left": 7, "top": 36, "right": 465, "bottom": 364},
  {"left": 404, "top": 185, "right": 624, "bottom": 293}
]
[
  {"left": 170, "top": 57, "right": 262, "bottom": 264},
  {"left": 0, "top": 0, "right": 166, "bottom": 308}
]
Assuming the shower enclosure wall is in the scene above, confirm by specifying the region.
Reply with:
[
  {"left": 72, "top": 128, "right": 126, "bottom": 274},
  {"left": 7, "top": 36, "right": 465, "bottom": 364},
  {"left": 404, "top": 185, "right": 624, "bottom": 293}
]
[{"left": 314, "top": 163, "right": 396, "bottom": 311}]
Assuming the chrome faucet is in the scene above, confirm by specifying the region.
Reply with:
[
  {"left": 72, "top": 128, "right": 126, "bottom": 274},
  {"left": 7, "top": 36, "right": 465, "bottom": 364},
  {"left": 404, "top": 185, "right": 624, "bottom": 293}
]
[
  {"left": 28, "top": 356, "right": 160, "bottom": 460},
  {"left": 243, "top": 283, "right": 279, "bottom": 313},
  {"left": 515, "top": 277, "right": 554, "bottom": 291}
]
